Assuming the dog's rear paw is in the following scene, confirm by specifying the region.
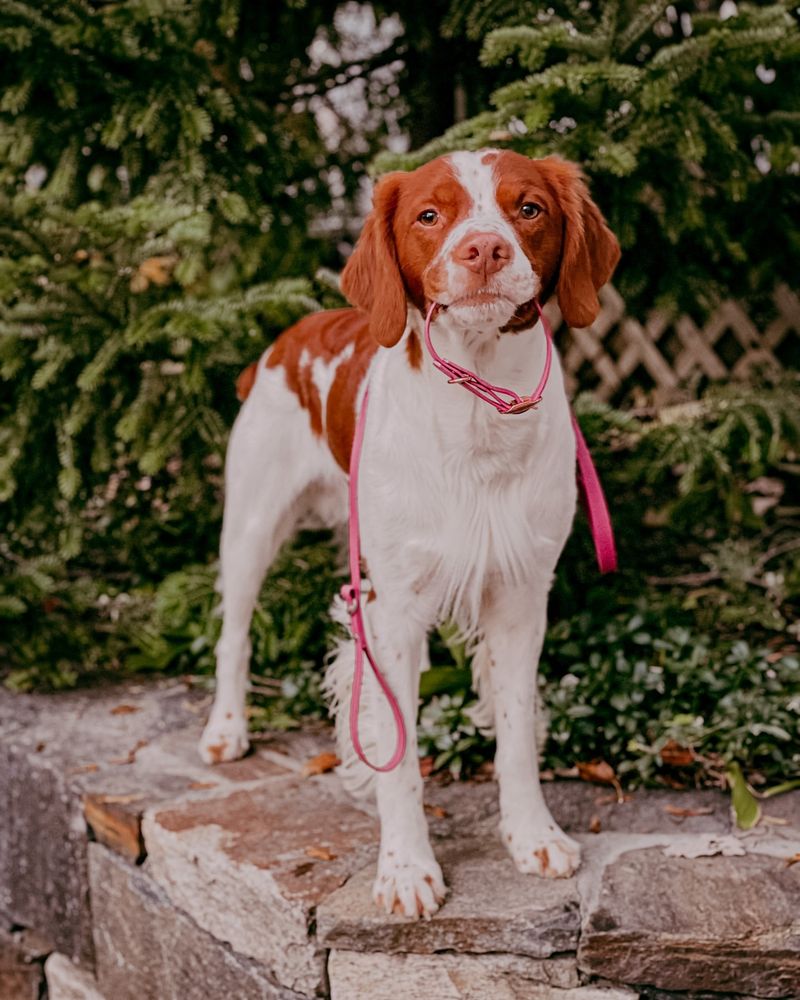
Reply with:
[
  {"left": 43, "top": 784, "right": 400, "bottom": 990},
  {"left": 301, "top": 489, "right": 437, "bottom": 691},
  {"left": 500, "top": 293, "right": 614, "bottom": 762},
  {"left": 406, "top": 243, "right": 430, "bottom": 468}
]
[
  {"left": 199, "top": 713, "right": 250, "bottom": 764},
  {"left": 373, "top": 853, "right": 446, "bottom": 919},
  {"left": 505, "top": 828, "right": 581, "bottom": 879}
]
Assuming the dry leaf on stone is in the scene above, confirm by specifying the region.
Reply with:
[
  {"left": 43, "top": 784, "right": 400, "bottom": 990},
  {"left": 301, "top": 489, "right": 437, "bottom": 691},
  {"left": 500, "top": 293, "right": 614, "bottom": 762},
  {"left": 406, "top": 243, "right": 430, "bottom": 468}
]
[
  {"left": 301, "top": 751, "right": 340, "bottom": 777},
  {"left": 424, "top": 804, "right": 448, "bottom": 819},
  {"left": 659, "top": 740, "right": 696, "bottom": 767},
  {"left": 577, "top": 760, "right": 624, "bottom": 801},
  {"left": 305, "top": 845, "right": 337, "bottom": 861},
  {"left": 109, "top": 738, "right": 148, "bottom": 765},
  {"left": 663, "top": 805, "right": 714, "bottom": 818},
  {"left": 785, "top": 853, "right": 800, "bottom": 867},
  {"left": 664, "top": 835, "right": 746, "bottom": 859},
  {"left": 110, "top": 704, "right": 140, "bottom": 716},
  {"left": 589, "top": 814, "right": 602, "bottom": 834},
  {"left": 188, "top": 781, "right": 218, "bottom": 790}
]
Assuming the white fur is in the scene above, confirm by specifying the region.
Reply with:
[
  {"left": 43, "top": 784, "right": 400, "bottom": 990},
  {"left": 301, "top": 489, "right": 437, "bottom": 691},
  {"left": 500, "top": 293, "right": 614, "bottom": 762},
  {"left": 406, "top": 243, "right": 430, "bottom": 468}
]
[{"left": 200, "top": 151, "right": 580, "bottom": 918}]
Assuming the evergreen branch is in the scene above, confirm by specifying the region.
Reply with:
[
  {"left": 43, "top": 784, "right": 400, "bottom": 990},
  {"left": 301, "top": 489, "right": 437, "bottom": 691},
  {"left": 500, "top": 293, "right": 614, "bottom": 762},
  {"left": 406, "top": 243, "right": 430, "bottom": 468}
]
[{"left": 615, "top": 1, "right": 671, "bottom": 57}]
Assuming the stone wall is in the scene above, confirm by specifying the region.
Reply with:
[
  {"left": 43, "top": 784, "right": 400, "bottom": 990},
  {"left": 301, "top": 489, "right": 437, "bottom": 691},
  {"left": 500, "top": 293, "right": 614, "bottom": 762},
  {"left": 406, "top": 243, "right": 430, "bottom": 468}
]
[{"left": 1, "top": 682, "right": 799, "bottom": 999}]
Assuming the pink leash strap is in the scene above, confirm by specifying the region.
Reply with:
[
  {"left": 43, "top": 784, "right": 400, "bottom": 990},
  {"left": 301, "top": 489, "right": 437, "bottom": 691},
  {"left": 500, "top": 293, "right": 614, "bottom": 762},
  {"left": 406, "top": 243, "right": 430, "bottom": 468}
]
[
  {"left": 340, "top": 385, "right": 408, "bottom": 772},
  {"left": 573, "top": 415, "right": 618, "bottom": 574}
]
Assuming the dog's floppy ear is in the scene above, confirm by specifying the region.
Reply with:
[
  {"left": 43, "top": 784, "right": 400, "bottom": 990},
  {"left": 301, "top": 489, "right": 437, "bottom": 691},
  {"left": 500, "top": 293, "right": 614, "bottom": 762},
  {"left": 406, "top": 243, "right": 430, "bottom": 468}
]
[
  {"left": 341, "top": 173, "right": 408, "bottom": 348},
  {"left": 545, "top": 158, "right": 620, "bottom": 329}
]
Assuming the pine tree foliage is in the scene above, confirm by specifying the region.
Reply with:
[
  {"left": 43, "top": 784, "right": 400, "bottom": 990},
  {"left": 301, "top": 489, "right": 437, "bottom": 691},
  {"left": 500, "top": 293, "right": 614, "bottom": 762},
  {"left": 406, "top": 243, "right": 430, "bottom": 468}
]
[
  {"left": 380, "top": 1, "right": 800, "bottom": 316},
  {"left": 0, "top": 0, "right": 403, "bottom": 683}
]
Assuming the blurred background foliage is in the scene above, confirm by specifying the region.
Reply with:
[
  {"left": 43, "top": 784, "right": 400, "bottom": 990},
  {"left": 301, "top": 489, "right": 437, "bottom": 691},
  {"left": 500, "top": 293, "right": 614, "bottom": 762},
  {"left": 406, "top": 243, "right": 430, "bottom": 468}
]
[{"left": 0, "top": 0, "right": 798, "bottom": 790}]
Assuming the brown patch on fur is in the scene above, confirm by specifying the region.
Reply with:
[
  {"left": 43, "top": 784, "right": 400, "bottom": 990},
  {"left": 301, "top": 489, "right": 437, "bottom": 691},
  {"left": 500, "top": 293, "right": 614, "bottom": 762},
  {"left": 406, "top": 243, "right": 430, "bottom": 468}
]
[
  {"left": 235, "top": 360, "right": 258, "bottom": 402},
  {"left": 481, "top": 151, "right": 498, "bottom": 165},
  {"left": 262, "top": 308, "right": 378, "bottom": 469},
  {"left": 406, "top": 329, "right": 423, "bottom": 370},
  {"left": 533, "top": 846, "right": 552, "bottom": 875},
  {"left": 205, "top": 741, "right": 228, "bottom": 764}
]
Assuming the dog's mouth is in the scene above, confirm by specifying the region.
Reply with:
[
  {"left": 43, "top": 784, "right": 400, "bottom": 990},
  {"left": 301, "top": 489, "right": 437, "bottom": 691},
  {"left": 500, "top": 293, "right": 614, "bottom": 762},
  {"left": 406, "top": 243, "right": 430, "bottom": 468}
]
[
  {"left": 435, "top": 294, "right": 538, "bottom": 333},
  {"left": 444, "top": 289, "right": 512, "bottom": 309}
]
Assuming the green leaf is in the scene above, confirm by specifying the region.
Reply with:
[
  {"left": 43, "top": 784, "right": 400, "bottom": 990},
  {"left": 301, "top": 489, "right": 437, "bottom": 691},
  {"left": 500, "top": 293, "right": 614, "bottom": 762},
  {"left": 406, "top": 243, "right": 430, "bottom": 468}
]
[
  {"left": 726, "top": 762, "right": 761, "bottom": 830},
  {"left": 419, "top": 666, "right": 472, "bottom": 700}
]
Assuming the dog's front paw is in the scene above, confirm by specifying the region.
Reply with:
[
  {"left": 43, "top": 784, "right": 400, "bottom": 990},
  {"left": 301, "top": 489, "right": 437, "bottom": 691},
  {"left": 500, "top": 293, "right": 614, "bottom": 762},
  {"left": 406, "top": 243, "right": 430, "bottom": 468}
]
[
  {"left": 198, "top": 711, "right": 250, "bottom": 764},
  {"left": 504, "top": 826, "right": 581, "bottom": 879},
  {"left": 373, "top": 852, "right": 446, "bottom": 919}
]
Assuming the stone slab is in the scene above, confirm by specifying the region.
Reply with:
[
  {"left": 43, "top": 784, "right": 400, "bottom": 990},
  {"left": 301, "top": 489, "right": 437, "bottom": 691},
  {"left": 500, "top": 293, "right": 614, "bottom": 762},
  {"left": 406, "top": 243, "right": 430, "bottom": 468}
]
[
  {"left": 0, "top": 682, "right": 206, "bottom": 964},
  {"left": 328, "top": 950, "right": 635, "bottom": 1000},
  {"left": 318, "top": 834, "right": 580, "bottom": 959},
  {"left": 0, "top": 682, "right": 296, "bottom": 965},
  {"left": 44, "top": 952, "right": 106, "bottom": 1000},
  {"left": 142, "top": 776, "right": 378, "bottom": 995},
  {"left": 578, "top": 846, "right": 800, "bottom": 997},
  {"left": 89, "top": 843, "right": 304, "bottom": 1000}
]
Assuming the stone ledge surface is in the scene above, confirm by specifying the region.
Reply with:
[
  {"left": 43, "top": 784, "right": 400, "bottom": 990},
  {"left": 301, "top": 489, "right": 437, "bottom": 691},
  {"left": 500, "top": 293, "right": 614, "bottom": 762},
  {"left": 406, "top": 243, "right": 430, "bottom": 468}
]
[
  {"left": 2, "top": 682, "right": 800, "bottom": 999},
  {"left": 318, "top": 834, "right": 580, "bottom": 958},
  {"left": 142, "top": 776, "right": 378, "bottom": 995},
  {"left": 578, "top": 846, "right": 800, "bottom": 997}
]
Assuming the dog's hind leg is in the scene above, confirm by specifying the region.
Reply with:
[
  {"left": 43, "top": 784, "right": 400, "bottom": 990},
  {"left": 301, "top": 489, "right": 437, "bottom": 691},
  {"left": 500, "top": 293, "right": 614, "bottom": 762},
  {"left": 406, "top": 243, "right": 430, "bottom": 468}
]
[{"left": 199, "top": 372, "right": 339, "bottom": 764}]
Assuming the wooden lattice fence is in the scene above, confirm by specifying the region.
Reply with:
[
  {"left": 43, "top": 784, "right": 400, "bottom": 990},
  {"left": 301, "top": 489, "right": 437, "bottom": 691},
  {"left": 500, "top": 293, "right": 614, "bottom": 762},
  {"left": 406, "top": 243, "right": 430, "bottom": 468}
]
[{"left": 548, "top": 284, "right": 800, "bottom": 406}]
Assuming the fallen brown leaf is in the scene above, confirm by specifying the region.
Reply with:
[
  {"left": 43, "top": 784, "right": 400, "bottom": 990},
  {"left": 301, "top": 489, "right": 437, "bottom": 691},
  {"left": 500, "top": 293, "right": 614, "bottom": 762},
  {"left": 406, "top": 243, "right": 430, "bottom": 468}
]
[
  {"left": 424, "top": 804, "right": 448, "bottom": 819},
  {"left": 577, "top": 760, "right": 624, "bottom": 802},
  {"left": 663, "top": 805, "right": 714, "bottom": 818},
  {"left": 109, "top": 739, "right": 148, "bottom": 765},
  {"left": 188, "top": 781, "right": 218, "bottom": 790},
  {"left": 292, "top": 862, "right": 314, "bottom": 877},
  {"left": 659, "top": 740, "right": 696, "bottom": 767},
  {"left": 589, "top": 814, "right": 602, "bottom": 834},
  {"left": 785, "top": 853, "right": 800, "bottom": 867},
  {"left": 110, "top": 704, "right": 140, "bottom": 716},
  {"left": 305, "top": 845, "right": 337, "bottom": 861},
  {"left": 301, "top": 751, "right": 340, "bottom": 777},
  {"left": 578, "top": 761, "right": 615, "bottom": 784}
]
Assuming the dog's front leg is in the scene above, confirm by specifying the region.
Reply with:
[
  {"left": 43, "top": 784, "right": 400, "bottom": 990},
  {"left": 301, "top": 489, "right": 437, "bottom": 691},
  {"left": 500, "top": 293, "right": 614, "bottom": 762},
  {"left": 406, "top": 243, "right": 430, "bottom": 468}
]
[
  {"left": 481, "top": 582, "right": 581, "bottom": 878},
  {"left": 363, "top": 601, "right": 446, "bottom": 918}
]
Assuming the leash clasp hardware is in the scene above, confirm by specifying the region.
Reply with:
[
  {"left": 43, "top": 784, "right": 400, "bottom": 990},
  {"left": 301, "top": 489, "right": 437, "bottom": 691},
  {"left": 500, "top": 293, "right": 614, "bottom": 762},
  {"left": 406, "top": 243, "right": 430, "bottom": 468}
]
[{"left": 503, "top": 395, "right": 541, "bottom": 415}]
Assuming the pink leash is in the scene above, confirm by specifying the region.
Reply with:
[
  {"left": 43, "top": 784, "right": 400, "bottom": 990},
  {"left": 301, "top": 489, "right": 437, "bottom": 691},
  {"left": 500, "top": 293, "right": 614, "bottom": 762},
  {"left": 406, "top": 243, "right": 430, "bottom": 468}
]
[{"left": 342, "top": 300, "right": 617, "bottom": 771}]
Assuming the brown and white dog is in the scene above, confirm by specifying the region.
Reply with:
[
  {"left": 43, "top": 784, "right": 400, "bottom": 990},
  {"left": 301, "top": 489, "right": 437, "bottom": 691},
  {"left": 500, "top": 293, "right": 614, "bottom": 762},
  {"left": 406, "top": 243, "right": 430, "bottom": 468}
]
[{"left": 199, "top": 149, "right": 620, "bottom": 918}]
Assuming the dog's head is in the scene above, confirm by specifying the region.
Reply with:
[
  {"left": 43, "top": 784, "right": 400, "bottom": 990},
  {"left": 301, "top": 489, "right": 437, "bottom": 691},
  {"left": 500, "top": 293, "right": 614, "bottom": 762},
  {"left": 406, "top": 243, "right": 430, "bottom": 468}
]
[{"left": 341, "top": 149, "right": 620, "bottom": 348}]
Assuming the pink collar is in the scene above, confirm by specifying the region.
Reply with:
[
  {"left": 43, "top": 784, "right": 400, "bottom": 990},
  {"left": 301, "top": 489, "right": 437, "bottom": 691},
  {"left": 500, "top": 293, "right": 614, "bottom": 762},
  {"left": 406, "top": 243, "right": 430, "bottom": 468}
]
[
  {"left": 342, "top": 299, "right": 617, "bottom": 772},
  {"left": 423, "top": 300, "right": 553, "bottom": 414}
]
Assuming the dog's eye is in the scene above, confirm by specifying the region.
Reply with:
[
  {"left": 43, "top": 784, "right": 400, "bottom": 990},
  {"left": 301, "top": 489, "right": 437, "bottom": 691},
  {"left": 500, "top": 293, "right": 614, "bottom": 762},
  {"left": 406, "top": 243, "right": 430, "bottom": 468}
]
[
  {"left": 418, "top": 209, "right": 439, "bottom": 226},
  {"left": 520, "top": 202, "right": 541, "bottom": 220}
]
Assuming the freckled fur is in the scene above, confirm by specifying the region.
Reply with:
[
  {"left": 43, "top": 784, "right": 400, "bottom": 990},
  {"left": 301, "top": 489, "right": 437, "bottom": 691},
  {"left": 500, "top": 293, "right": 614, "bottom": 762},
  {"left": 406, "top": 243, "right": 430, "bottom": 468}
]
[{"left": 200, "top": 149, "right": 619, "bottom": 918}]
